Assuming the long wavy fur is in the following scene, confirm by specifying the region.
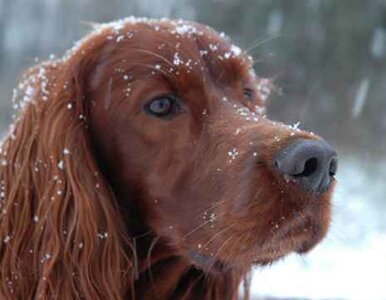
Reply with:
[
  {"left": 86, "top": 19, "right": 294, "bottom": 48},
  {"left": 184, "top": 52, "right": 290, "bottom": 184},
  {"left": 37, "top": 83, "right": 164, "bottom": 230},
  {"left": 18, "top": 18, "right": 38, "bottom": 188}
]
[{"left": 0, "top": 54, "right": 132, "bottom": 299}]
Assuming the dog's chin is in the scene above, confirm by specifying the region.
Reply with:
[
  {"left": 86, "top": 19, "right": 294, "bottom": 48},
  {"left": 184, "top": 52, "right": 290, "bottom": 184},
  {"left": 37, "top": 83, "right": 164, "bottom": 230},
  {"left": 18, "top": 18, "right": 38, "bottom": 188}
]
[
  {"left": 184, "top": 235, "right": 324, "bottom": 274},
  {"left": 184, "top": 213, "right": 328, "bottom": 273}
]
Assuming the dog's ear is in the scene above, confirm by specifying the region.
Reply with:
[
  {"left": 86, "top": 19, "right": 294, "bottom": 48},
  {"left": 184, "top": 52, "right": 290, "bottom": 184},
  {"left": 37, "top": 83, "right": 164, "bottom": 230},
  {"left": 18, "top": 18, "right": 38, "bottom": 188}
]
[{"left": 0, "top": 49, "right": 132, "bottom": 299}]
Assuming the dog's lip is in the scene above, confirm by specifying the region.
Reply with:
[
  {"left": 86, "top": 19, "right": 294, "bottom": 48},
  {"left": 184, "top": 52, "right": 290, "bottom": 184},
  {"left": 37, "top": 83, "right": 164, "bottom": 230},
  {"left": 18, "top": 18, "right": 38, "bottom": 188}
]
[{"left": 273, "top": 218, "right": 324, "bottom": 255}]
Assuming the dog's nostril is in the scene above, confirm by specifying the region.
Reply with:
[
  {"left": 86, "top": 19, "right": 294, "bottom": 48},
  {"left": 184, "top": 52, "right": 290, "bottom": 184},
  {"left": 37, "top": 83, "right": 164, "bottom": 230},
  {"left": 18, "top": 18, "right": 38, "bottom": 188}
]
[
  {"left": 329, "top": 157, "right": 338, "bottom": 177},
  {"left": 274, "top": 139, "right": 337, "bottom": 194},
  {"left": 292, "top": 157, "right": 318, "bottom": 178}
]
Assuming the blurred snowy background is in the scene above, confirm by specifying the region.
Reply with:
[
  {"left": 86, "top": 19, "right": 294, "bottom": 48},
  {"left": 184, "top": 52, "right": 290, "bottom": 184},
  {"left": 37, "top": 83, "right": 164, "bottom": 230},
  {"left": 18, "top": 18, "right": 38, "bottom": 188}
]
[{"left": 0, "top": 0, "right": 385, "bottom": 299}]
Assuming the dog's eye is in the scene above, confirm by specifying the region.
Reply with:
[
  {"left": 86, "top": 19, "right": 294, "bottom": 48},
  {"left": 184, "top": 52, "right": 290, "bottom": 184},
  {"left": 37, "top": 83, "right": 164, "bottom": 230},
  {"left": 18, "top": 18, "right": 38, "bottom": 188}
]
[
  {"left": 243, "top": 88, "right": 254, "bottom": 101},
  {"left": 145, "top": 95, "right": 180, "bottom": 118}
]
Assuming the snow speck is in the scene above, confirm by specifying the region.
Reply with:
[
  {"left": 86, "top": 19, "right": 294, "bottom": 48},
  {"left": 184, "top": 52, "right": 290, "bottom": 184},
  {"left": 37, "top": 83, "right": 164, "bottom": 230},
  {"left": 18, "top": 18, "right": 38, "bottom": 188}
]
[
  {"left": 352, "top": 78, "right": 370, "bottom": 118},
  {"left": 116, "top": 35, "right": 125, "bottom": 42},
  {"left": 288, "top": 122, "right": 301, "bottom": 130},
  {"left": 40, "top": 253, "right": 52, "bottom": 264},
  {"left": 57, "top": 160, "right": 64, "bottom": 170},
  {"left": 267, "top": 9, "right": 284, "bottom": 36},
  {"left": 209, "top": 44, "right": 219, "bottom": 52},
  {"left": 228, "top": 148, "right": 239, "bottom": 160},
  {"left": 97, "top": 232, "right": 109, "bottom": 240},
  {"left": 173, "top": 52, "right": 182, "bottom": 66},
  {"left": 174, "top": 23, "right": 196, "bottom": 36},
  {"left": 370, "top": 27, "right": 386, "bottom": 59},
  {"left": 256, "top": 78, "right": 273, "bottom": 102},
  {"left": 230, "top": 45, "right": 242, "bottom": 56}
]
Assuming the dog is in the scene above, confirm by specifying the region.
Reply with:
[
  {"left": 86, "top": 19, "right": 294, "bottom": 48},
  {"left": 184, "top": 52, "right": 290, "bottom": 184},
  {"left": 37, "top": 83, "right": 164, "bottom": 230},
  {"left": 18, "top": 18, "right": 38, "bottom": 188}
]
[{"left": 0, "top": 17, "right": 337, "bottom": 299}]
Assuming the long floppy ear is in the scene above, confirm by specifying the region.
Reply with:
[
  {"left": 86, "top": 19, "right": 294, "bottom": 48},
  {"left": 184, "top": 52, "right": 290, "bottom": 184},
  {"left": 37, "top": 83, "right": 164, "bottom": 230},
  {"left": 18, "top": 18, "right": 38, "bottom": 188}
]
[{"left": 0, "top": 52, "right": 132, "bottom": 299}]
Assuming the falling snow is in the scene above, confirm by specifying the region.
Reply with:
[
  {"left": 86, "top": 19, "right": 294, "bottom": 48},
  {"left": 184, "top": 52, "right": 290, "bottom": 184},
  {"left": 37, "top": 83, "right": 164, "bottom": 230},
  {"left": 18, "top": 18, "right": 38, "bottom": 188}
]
[{"left": 352, "top": 78, "right": 370, "bottom": 118}]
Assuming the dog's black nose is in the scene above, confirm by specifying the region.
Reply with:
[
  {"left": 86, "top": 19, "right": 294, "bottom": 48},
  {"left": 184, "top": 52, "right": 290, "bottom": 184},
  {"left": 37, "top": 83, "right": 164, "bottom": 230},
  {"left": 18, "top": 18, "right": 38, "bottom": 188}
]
[{"left": 274, "top": 139, "right": 337, "bottom": 194}]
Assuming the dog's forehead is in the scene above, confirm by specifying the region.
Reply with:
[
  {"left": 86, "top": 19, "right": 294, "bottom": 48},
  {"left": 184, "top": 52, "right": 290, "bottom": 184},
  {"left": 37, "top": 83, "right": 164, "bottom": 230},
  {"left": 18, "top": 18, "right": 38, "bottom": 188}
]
[
  {"left": 96, "top": 18, "right": 252, "bottom": 68},
  {"left": 82, "top": 19, "right": 266, "bottom": 110},
  {"left": 95, "top": 19, "right": 252, "bottom": 82}
]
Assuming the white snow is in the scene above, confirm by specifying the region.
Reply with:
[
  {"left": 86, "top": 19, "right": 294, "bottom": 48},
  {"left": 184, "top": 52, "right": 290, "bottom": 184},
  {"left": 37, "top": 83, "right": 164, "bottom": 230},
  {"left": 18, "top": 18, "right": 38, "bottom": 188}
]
[
  {"left": 57, "top": 160, "right": 64, "bottom": 170},
  {"left": 97, "top": 232, "right": 109, "bottom": 240},
  {"left": 370, "top": 27, "right": 386, "bottom": 59},
  {"left": 267, "top": 9, "right": 284, "bottom": 36},
  {"left": 173, "top": 23, "right": 197, "bottom": 36},
  {"left": 256, "top": 78, "right": 273, "bottom": 102},
  {"left": 40, "top": 253, "right": 52, "bottom": 264},
  {"left": 173, "top": 52, "right": 182, "bottom": 65},
  {"left": 352, "top": 78, "right": 370, "bottom": 118},
  {"left": 227, "top": 148, "right": 239, "bottom": 160},
  {"left": 230, "top": 45, "right": 242, "bottom": 56}
]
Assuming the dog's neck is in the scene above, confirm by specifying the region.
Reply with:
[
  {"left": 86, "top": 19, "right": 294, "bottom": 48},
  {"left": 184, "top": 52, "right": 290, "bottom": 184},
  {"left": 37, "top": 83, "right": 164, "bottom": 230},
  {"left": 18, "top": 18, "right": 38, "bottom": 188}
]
[
  {"left": 108, "top": 181, "right": 250, "bottom": 300},
  {"left": 117, "top": 200, "right": 248, "bottom": 300},
  {"left": 128, "top": 234, "right": 247, "bottom": 300}
]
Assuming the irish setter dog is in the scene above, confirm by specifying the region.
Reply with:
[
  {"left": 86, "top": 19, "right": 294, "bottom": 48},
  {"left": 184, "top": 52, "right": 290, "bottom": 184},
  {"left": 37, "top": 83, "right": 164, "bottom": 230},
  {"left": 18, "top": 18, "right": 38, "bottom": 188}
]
[{"left": 0, "top": 18, "right": 337, "bottom": 299}]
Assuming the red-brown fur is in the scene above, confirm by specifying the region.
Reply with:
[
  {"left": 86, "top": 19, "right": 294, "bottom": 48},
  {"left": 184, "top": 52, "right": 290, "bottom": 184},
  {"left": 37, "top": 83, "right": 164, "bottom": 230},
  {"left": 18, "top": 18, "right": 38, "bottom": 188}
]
[{"left": 0, "top": 18, "right": 334, "bottom": 299}]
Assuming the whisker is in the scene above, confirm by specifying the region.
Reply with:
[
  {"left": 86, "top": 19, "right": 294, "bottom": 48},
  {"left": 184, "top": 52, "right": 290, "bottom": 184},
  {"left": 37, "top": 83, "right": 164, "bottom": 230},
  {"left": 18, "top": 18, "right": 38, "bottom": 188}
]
[
  {"left": 79, "top": 20, "right": 100, "bottom": 29},
  {"left": 191, "top": 199, "right": 229, "bottom": 220},
  {"left": 130, "top": 48, "right": 175, "bottom": 68},
  {"left": 200, "top": 225, "right": 232, "bottom": 251},
  {"left": 206, "top": 235, "right": 233, "bottom": 275},
  {"left": 124, "top": 62, "right": 174, "bottom": 80},
  {"left": 246, "top": 34, "right": 282, "bottom": 54},
  {"left": 146, "top": 236, "right": 161, "bottom": 299},
  {"left": 181, "top": 210, "right": 228, "bottom": 241},
  {"left": 132, "top": 237, "right": 139, "bottom": 280}
]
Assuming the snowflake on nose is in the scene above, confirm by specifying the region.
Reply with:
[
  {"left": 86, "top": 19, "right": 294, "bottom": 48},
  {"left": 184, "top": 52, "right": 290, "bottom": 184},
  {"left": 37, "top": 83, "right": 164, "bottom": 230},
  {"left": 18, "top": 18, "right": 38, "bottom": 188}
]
[{"left": 228, "top": 148, "right": 239, "bottom": 160}]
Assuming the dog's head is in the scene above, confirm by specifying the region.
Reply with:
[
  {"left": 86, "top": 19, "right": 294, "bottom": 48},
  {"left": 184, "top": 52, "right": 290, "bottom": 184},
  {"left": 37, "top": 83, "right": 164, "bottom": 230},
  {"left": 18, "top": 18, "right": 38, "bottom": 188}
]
[
  {"left": 0, "top": 18, "right": 337, "bottom": 299},
  {"left": 86, "top": 19, "right": 337, "bottom": 271}
]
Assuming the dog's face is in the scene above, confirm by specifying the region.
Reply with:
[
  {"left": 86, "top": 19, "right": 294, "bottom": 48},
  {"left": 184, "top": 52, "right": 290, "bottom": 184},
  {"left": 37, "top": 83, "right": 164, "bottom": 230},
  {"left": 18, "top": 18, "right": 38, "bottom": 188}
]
[{"left": 89, "top": 20, "right": 336, "bottom": 272}]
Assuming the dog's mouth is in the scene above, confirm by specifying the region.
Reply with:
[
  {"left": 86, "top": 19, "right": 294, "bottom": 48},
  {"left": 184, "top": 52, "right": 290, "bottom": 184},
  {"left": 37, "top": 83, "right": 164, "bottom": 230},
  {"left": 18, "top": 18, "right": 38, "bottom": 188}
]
[{"left": 184, "top": 216, "right": 324, "bottom": 272}]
